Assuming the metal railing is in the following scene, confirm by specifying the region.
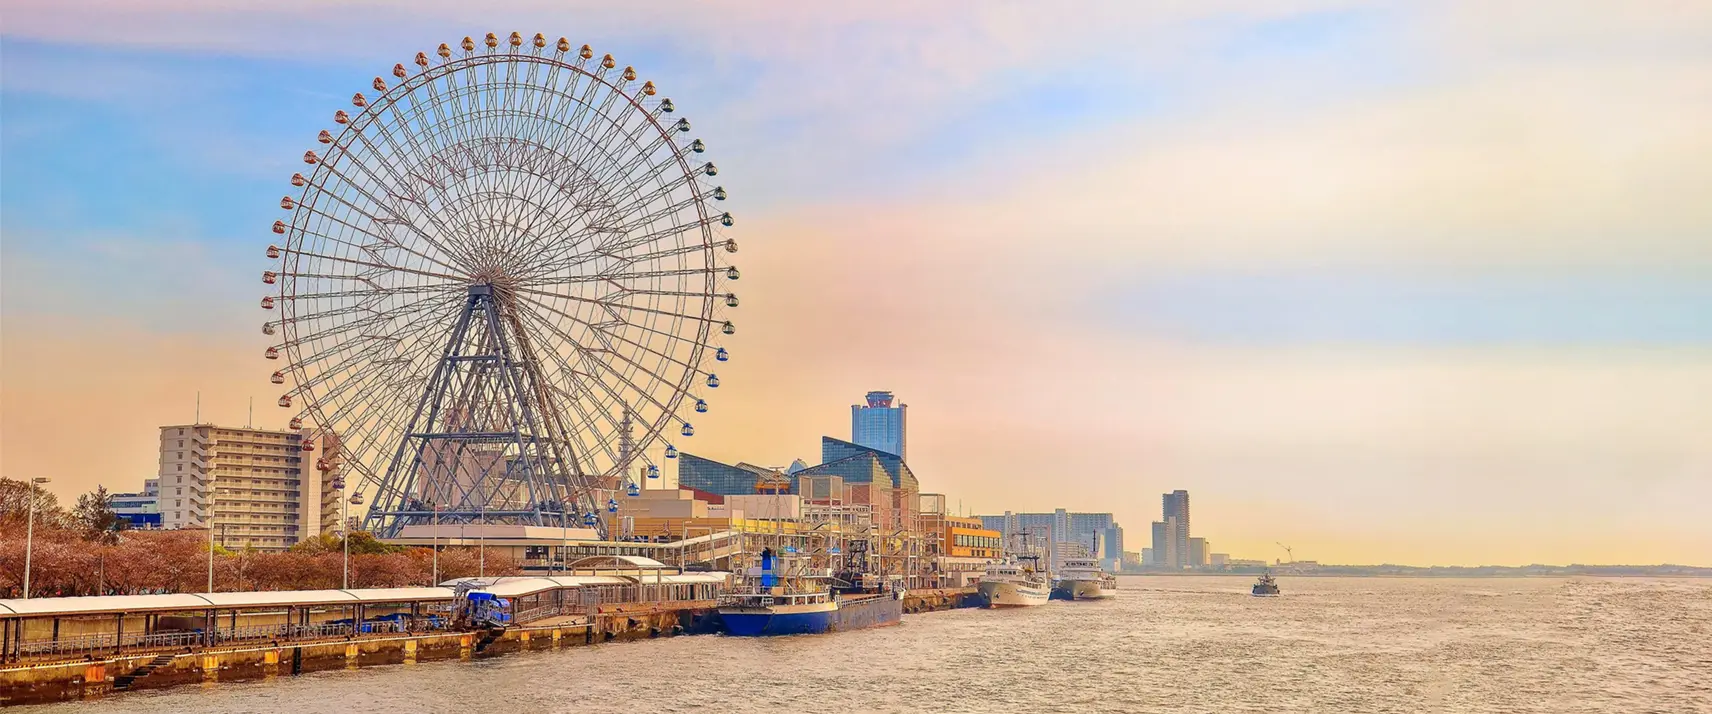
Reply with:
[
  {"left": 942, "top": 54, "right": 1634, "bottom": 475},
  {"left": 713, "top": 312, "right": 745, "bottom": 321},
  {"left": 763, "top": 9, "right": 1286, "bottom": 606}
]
[
  {"left": 17, "top": 632, "right": 118, "bottom": 657},
  {"left": 512, "top": 604, "right": 564, "bottom": 624},
  {"left": 134, "top": 630, "right": 203, "bottom": 650}
]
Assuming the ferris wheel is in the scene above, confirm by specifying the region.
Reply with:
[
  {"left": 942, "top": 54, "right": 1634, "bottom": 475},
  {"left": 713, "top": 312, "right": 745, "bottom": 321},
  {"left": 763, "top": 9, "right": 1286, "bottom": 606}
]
[{"left": 260, "top": 32, "right": 739, "bottom": 537}]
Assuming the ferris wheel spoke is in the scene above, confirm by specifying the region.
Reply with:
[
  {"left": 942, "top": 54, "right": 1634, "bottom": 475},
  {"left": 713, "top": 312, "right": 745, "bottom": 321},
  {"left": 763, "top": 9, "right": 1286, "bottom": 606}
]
[
  {"left": 293, "top": 178, "right": 470, "bottom": 278},
  {"left": 513, "top": 307, "right": 687, "bottom": 444},
  {"left": 283, "top": 282, "right": 461, "bottom": 304},
  {"left": 307, "top": 157, "right": 475, "bottom": 273},
  {"left": 544, "top": 219, "right": 719, "bottom": 273},
  {"left": 514, "top": 291, "right": 709, "bottom": 376},
  {"left": 511, "top": 284, "right": 715, "bottom": 326},
  {"left": 286, "top": 296, "right": 463, "bottom": 386},
  {"left": 508, "top": 315, "right": 628, "bottom": 471},
  {"left": 329, "top": 115, "right": 480, "bottom": 267},
  {"left": 510, "top": 295, "right": 701, "bottom": 416},
  {"left": 280, "top": 245, "right": 469, "bottom": 284},
  {"left": 523, "top": 265, "right": 722, "bottom": 286}
]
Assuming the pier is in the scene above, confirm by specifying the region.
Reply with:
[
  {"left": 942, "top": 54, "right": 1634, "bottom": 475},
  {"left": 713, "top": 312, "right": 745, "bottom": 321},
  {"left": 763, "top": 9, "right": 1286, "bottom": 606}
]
[{"left": 1, "top": 573, "right": 978, "bottom": 706}]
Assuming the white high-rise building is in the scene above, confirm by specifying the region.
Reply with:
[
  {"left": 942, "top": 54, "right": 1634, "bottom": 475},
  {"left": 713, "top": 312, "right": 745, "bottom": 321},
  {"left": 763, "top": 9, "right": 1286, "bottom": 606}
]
[{"left": 156, "top": 424, "right": 340, "bottom": 551}]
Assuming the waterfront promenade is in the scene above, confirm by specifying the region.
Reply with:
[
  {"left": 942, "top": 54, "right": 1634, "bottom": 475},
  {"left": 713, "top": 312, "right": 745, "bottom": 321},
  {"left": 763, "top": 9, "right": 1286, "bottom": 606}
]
[{"left": 0, "top": 579, "right": 977, "bottom": 706}]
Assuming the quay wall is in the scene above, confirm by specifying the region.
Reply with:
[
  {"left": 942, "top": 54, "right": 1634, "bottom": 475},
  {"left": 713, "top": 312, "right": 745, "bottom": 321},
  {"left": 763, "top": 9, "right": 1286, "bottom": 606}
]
[
  {"left": 1, "top": 603, "right": 721, "bottom": 708},
  {"left": 902, "top": 587, "right": 979, "bottom": 614},
  {"left": 3, "top": 594, "right": 967, "bottom": 707}
]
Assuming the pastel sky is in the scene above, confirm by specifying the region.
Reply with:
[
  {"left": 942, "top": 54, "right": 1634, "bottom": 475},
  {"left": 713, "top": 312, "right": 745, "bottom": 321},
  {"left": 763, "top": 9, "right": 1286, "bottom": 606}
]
[{"left": 3, "top": 1, "right": 1709, "bottom": 566}]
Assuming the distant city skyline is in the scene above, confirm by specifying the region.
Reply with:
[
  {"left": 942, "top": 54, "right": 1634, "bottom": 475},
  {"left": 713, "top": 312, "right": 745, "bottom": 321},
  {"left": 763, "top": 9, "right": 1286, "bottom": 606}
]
[{"left": 2, "top": 4, "right": 1709, "bottom": 566}]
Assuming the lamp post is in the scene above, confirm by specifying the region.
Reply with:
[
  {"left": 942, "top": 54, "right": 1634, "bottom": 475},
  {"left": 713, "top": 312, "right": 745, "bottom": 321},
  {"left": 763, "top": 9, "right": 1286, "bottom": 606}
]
[
  {"left": 341, "top": 481, "right": 350, "bottom": 590},
  {"left": 206, "top": 513, "right": 215, "bottom": 594},
  {"left": 430, "top": 503, "right": 440, "bottom": 586},
  {"left": 23, "top": 477, "right": 50, "bottom": 599}
]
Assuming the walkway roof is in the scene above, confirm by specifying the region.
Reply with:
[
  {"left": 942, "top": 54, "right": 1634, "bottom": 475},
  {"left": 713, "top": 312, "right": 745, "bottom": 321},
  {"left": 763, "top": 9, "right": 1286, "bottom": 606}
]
[{"left": 0, "top": 587, "right": 457, "bottom": 619}]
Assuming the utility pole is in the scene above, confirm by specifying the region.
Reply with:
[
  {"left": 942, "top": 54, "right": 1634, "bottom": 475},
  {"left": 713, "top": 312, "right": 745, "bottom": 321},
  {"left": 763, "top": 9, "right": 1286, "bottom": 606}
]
[
  {"left": 23, "top": 477, "right": 50, "bottom": 599},
  {"left": 206, "top": 514, "right": 217, "bottom": 593}
]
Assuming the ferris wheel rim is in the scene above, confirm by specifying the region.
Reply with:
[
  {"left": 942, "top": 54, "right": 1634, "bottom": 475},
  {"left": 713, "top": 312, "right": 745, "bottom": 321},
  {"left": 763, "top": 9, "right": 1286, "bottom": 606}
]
[{"left": 263, "top": 34, "right": 737, "bottom": 519}]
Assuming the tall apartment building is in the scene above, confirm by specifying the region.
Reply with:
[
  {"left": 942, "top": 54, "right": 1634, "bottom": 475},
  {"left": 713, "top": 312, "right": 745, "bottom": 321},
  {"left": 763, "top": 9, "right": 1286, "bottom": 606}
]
[
  {"left": 156, "top": 424, "right": 340, "bottom": 552},
  {"left": 1163, "top": 489, "right": 1191, "bottom": 569},
  {"left": 851, "top": 390, "right": 907, "bottom": 460},
  {"left": 1188, "top": 537, "right": 1208, "bottom": 567},
  {"left": 1150, "top": 518, "right": 1179, "bottom": 568}
]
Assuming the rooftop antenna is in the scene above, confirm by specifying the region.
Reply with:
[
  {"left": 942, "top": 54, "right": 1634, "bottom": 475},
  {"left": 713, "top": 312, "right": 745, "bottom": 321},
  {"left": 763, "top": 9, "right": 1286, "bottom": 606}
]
[
  {"left": 248, "top": 396, "right": 254, "bottom": 428},
  {"left": 195, "top": 390, "right": 201, "bottom": 424}
]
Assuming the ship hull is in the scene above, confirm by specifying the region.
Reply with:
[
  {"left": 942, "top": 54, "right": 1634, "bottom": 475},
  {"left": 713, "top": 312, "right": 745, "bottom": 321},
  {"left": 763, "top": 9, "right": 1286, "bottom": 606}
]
[
  {"left": 719, "top": 594, "right": 902, "bottom": 636},
  {"left": 979, "top": 580, "right": 1051, "bottom": 608},
  {"left": 1052, "top": 578, "right": 1118, "bottom": 601}
]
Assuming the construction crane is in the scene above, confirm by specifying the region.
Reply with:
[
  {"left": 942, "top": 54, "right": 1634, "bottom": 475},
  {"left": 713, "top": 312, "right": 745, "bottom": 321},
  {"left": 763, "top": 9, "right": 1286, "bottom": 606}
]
[{"left": 1275, "top": 542, "right": 1294, "bottom": 564}]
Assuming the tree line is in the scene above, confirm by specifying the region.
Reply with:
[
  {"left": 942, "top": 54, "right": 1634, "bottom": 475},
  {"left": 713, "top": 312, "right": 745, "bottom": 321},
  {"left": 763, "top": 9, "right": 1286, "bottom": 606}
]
[{"left": 0, "top": 477, "right": 519, "bottom": 598}]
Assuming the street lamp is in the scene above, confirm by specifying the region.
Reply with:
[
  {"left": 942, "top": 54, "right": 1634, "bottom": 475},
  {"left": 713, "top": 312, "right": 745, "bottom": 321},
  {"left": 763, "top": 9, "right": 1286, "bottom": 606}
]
[
  {"left": 23, "top": 477, "right": 50, "bottom": 599},
  {"left": 430, "top": 502, "right": 441, "bottom": 586},
  {"left": 341, "top": 485, "right": 350, "bottom": 590}
]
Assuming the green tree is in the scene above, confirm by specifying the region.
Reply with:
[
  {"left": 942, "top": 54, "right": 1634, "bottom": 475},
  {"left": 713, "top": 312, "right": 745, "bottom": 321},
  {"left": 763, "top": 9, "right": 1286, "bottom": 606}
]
[
  {"left": 289, "top": 530, "right": 403, "bottom": 556},
  {"left": 73, "top": 486, "right": 127, "bottom": 545}
]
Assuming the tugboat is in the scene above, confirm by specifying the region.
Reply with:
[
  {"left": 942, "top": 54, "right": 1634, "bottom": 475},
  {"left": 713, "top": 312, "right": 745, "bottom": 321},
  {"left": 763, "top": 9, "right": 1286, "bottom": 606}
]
[
  {"left": 717, "top": 547, "right": 903, "bottom": 636},
  {"left": 1251, "top": 570, "right": 1280, "bottom": 597},
  {"left": 1051, "top": 557, "right": 1119, "bottom": 600}
]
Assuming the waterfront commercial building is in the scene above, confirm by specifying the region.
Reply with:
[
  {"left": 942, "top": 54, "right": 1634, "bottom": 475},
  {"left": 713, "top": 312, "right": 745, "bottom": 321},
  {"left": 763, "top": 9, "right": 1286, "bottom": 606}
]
[
  {"left": 676, "top": 453, "right": 790, "bottom": 495},
  {"left": 918, "top": 496, "right": 1000, "bottom": 587},
  {"left": 156, "top": 424, "right": 339, "bottom": 551},
  {"left": 851, "top": 391, "right": 907, "bottom": 461},
  {"left": 1210, "top": 553, "right": 1230, "bottom": 567}
]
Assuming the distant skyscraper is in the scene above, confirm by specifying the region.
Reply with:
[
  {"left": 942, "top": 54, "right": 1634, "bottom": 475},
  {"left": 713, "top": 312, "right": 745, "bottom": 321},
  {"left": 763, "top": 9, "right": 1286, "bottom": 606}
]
[
  {"left": 1189, "top": 537, "right": 1208, "bottom": 567},
  {"left": 851, "top": 390, "right": 907, "bottom": 460},
  {"left": 1150, "top": 518, "right": 1179, "bottom": 568},
  {"left": 1163, "top": 490, "right": 1191, "bottom": 569}
]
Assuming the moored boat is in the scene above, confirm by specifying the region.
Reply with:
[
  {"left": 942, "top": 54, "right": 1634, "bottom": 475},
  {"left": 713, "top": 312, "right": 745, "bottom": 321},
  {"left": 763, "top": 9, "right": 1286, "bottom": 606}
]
[
  {"left": 718, "top": 548, "right": 903, "bottom": 636},
  {"left": 978, "top": 556, "right": 1050, "bottom": 608},
  {"left": 1051, "top": 557, "right": 1119, "bottom": 601}
]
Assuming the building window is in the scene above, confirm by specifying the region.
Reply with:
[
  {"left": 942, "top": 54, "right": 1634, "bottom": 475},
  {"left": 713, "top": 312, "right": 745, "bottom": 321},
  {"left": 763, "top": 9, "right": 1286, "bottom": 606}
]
[{"left": 177, "top": 464, "right": 183, "bottom": 471}]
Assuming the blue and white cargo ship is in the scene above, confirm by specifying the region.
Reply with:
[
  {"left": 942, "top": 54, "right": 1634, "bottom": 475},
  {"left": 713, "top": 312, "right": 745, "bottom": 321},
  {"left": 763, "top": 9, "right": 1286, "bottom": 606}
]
[{"left": 718, "top": 548, "right": 903, "bottom": 636}]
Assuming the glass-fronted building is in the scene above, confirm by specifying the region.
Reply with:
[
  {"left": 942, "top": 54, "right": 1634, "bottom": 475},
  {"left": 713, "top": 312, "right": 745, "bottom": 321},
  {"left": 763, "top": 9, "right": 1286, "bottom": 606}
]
[
  {"left": 677, "top": 453, "right": 764, "bottom": 495},
  {"left": 818, "top": 431, "right": 924, "bottom": 493},
  {"left": 851, "top": 391, "right": 907, "bottom": 461}
]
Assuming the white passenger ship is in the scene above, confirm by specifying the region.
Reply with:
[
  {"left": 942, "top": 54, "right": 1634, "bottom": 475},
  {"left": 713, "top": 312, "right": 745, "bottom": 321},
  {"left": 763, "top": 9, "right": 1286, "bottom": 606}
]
[
  {"left": 978, "top": 555, "right": 1051, "bottom": 608},
  {"left": 1052, "top": 557, "right": 1119, "bottom": 600}
]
